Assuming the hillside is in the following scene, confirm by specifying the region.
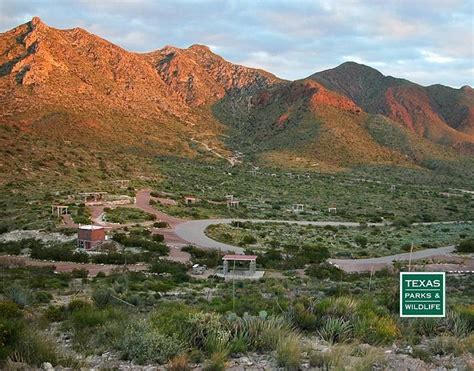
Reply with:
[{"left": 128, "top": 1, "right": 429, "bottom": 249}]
[
  {"left": 0, "top": 17, "right": 473, "bottom": 180},
  {"left": 213, "top": 78, "right": 457, "bottom": 170},
  {"left": 311, "top": 62, "right": 474, "bottom": 152},
  {"left": 144, "top": 44, "right": 282, "bottom": 106}
]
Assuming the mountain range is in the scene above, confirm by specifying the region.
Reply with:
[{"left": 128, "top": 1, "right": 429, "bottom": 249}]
[{"left": 1, "top": 17, "right": 473, "bottom": 180}]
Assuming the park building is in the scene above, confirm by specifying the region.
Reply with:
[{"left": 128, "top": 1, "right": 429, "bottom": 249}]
[{"left": 77, "top": 225, "right": 106, "bottom": 250}]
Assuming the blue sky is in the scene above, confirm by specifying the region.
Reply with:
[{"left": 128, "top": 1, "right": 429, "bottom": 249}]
[{"left": 1, "top": 0, "right": 472, "bottom": 87}]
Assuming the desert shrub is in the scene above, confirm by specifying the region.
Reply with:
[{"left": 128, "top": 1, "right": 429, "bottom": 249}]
[
  {"left": 34, "top": 291, "right": 52, "bottom": 304},
  {"left": 289, "top": 302, "right": 317, "bottom": 331},
  {"left": 428, "top": 336, "right": 462, "bottom": 356},
  {"left": 276, "top": 333, "right": 301, "bottom": 370},
  {"left": 456, "top": 305, "right": 474, "bottom": 331},
  {"left": 354, "top": 235, "right": 368, "bottom": 247},
  {"left": 71, "top": 268, "right": 88, "bottom": 278},
  {"left": 443, "top": 310, "right": 470, "bottom": 337},
  {"left": 118, "top": 320, "right": 185, "bottom": 364},
  {"left": 226, "top": 315, "right": 294, "bottom": 351},
  {"left": 305, "top": 262, "right": 344, "bottom": 280},
  {"left": 150, "top": 302, "right": 197, "bottom": 339},
  {"left": 30, "top": 244, "right": 90, "bottom": 263},
  {"left": 0, "top": 301, "right": 23, "bottom": 361},
  {"left": 4, "top": 286, "right": 32, "bottom": 308},
  {"left": 185, "top": 312, "right": 229, "bottom": 354},
  {"left": 315, "top": 296, "right": 359, "bottom": 320},
  {"left": 153, "top": 233, "right": 165, "bottom": 242},
  {"left": 318, "top": 317, "right": 352, "bottom": 344},
  {"left": 9, "top": 329, "right": 60, "bottom": 366},
  {"left": 410, "top": 310, "right": 470, "bottom": 338},
  {"left": 462, "top": 333, "right": 474, "bottom": 354},
  {"left": 168, "top": 353, "right": 190, "bottom": 371},
  {"left": 203, "top": 351, "right": 227, "bottom": 371},
  {"left": 353, "top": 314, "right": 399, "bottom": 345},
  {"left": 67, "top": 299, "right": 91, "bottom": 312},
  {"left": 112, "top": 233, "right": 168, "bottom": 255},
  {"left": 70, "top": 307, "right": 112, "bottom": 329},
  {"left": 44, "top": 305, "right": 68, "bottom": 322},
  {"left": 0, "top": 302, "right": 76, "bottom": 367},
  {"left": 411, "top": 347, "right": 432, "bottom": 363},
  {"left": 240, "top": 234, "right": 257, "bottom": 245},
  {"left": 0, "top": 241, "right": 23, "bottom": 255},
  {"left": 154, "top": 221, "right": 170, "bottom": 228},
  {"left": 309, "top": 348, "right": 344, "bottom": 369},
  {"left": 106, "top": 207, "right": 156, "bottom": 223},
  {"left": 410, "top": 317, "right": 438, "bottom": 337},
  {"left": 351, "top": 347, "right": 384, "bottom": 370},
  {"left": 456, "top": 239, "right": 474, "bottom": 253},
  {"left": 300, "top": 244, "right": 330, "bottom": 263},
  {"left": 92, "top": 288, "right": 113, "bottom": 307},
  {"left": 182, "top": 245, "right": 223, "bottom": 268},
  {"left": 150, "top": 260, "right": 189, "bottom": 282},
  {"left": 92, "top": 252, "right": 138, "bottom": 264}
]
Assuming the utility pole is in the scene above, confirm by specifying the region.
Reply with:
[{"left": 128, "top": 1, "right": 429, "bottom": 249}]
[
  {"left": 408, "top": 242, "right": 414, "bottom": 272},
  {"left": 232, "top": 259, "right": 236, "bottom": 312}
]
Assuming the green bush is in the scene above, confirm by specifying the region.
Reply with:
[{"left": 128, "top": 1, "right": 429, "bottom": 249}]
[
  {"left": 305, "top": 262, "right": 344, "bottom": 280},
  {"left": 71, "top": 268, "right": 88, "bottom": 278},
  {"left": 34, "top": 291, "right": 52, "bottom": 304},
  {"left": 353, "top": 314, "right": 399, "bottom": 345},
  {"left": 354, "top": 235, "right": 368, "bottom": 247},
  {"left": 92, "top": 288, "right": 113, "bottom": 307},
  {"left": 150, "top": 260, "right": 189, "bottom": 282},
  {"left": 44, "top": 305, "right": 68, "bottom": 322},
  {"left": 30, "top": 244, "right": 90, "bottom": 263},
  {"left": 153, "top": 221, "right": 170, "bottom": 228},
  {"left": 182, "top": 245, "right": 223, "bottom": 268},
  {"left": 456, "top": 239, "right": 474, "bottom": 253},
  {"left": 300, "top": 244, "right": 330, "bottom": 263},
  {"left": 118, "top": 320, "right": 185, "bottom": 364}
]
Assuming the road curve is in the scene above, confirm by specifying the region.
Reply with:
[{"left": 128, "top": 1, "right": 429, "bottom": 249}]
[
  {"left": 175, "top": 219, "right": 381, "bottom": 253},
  {"left": 174, "top": 218, "right": 457, "bottom": 271}
]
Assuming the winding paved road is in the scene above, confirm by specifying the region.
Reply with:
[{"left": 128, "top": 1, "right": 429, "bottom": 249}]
[
  {"left": 174, "top": 218, "right": 458, "bottom": 272},
  {"left": 74, "top": 189, "right": 463, "bottom": 272}
]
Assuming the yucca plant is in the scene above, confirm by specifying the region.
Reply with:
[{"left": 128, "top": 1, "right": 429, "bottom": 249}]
[
  {"left": 443, "top": 310, "right": 470, "bottom": 337},
  {"left": 318, "top": 317, "right": 352, "bottom": 344},
  {"left": 227, "top": 315, "right": 294, "bottom": 351}
]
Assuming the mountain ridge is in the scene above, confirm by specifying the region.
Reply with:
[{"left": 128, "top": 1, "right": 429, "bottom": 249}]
[{"left": 0, "top": 17, "right": 472, "bottom": 180}]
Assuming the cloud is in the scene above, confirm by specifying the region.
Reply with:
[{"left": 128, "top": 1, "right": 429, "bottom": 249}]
[
  {"left": 0, "top": 0, "right": 472, "bottom": 87},
  {"left": 420, "top": 50, "right": 456, "bottom": 64}
]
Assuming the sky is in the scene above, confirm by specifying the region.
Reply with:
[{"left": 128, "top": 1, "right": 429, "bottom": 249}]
[{"left": 0, "top": 0, "right": 473, "bottom": 88}]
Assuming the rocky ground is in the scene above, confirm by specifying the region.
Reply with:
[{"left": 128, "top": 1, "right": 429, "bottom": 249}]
[{"left": 37, "top": 322, "right": 474, "bottom": 371}]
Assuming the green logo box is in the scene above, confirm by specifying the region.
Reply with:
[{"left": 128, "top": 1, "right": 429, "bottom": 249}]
[{"left": 400, "top": 272, "right": 445, "bottom": 318}]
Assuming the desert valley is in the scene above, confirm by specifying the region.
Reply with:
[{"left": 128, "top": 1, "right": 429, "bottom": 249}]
[{"left": 0, "top": 15, "right": 473, "bottom": 370}]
